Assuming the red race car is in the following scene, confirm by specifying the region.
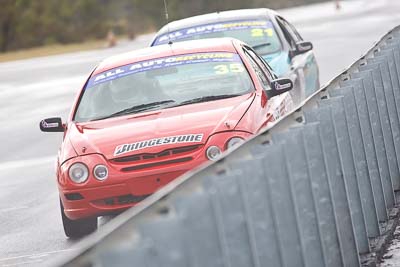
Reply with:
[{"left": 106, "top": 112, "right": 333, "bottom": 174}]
[{"left": 40, "top": 38, "right": 294, "bottom": 238}]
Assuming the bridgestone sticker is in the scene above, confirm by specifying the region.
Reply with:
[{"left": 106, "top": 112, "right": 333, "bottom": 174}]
[
  {"left": 153, "top": 20, "right": 273, "bottom": 45},
  {"left": 87, "top": 52, "right": 241, "bottom": 88},
  {"left": 114, "top": 134, "right": 204, "bottom": 156}
]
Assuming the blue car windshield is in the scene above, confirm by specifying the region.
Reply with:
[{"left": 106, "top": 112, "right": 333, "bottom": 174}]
[
  {"left": 74, "top": 52, "right": 254, "bottom": 122},
  {"left": 153, "top": 20, "right": 281, "bottom": 55}
]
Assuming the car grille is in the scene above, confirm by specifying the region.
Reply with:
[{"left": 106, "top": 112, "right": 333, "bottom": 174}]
[{"left": 120, "top": 157, "right": 193, "bottom": 172}]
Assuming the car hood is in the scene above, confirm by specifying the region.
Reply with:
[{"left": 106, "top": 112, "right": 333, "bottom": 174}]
[
  {"left": 262, "top": 51, "right": 290, "bottom": 77},
  {"left": 67, "top": 94, "right": 255, "bottom": 159}
]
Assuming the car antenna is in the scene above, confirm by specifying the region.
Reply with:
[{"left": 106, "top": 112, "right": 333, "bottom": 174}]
[
  {"left": 216, "top": 0, "right": 221, "bottom": 22},
  {"left": 163, "top": 0, "right": 173, "bottom": 45}
]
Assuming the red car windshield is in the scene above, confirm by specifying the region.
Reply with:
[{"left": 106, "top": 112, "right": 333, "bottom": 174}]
[
  {"left": 74, "top": 52, "right": 254, "bottom": 122},
  {"left": 153, "top": 20, "right": 281, "bottom": 55}
]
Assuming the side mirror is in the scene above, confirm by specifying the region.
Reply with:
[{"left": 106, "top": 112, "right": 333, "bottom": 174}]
[
  {"left": 39, "top": 117, "right": 64, "bottom": 132},
  {"left": 292, "top": 41, "right": 313, "bottom": 57},
  {"left": 267, "top": 78, "right": 293, "bottom": 98}
]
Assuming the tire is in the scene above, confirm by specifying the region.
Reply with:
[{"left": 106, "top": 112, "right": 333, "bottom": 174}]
[{"left": 60, "top": 199, "right": 97, "bottom": 238}]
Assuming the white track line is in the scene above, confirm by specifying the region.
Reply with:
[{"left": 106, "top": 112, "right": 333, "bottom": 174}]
[
  {"left": 1, "top": 259, "right": 43, "bottom": 266},
  {"left": 0, "top": 156, "right": 55, "bottom": 171},
  {"left": 0, "top": 206, "right": 29, "bottom": 213},
  {"left": 0, "top": 249, "right": 76, "bottom": 262}
]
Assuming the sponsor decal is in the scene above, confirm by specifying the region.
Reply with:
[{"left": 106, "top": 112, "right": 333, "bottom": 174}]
[
  {"left": 267, "top": 92, "right": 294, "bottom": 121},
  {"left": 114, "top": 134, "right": 204, "bottom": 156},
  {"left": 298, "top": 44, "right": 312, "bottom": 52},
  {"left": 87, "top": 53, "right": 241, "bottom": 88},
  {"left": 154, "top": 20, "right": 273, "bottom": 45},
  {"left": 275, "top": 82, "right": 292, "bottom": 90},
  {"left": 41, "top": 120, "right": 59, "bottom": 128}
]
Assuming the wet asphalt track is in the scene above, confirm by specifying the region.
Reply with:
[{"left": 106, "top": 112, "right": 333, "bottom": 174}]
[{"left": 0, "top": 0, "right": 400, "bottom": 266}]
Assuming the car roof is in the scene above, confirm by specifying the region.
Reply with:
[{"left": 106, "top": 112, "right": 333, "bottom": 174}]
[
  {"left": 157, "top": 8, "right": 277, "bottom": 35},
  {"left": 94, "top": 38, "right": 239, "bottom": 75}
]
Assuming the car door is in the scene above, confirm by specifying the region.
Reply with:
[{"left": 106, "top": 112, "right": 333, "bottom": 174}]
[
  {"left": 275, "top": 16, "right": 319, "bottom": 100},
  {"left": 242, "top": 45, "right": 294, "bottom": 122}
]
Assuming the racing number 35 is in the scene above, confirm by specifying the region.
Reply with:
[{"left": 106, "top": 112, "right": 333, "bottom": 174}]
[{"left": 214, "top": 63, "right": 245, "bottom": 74}]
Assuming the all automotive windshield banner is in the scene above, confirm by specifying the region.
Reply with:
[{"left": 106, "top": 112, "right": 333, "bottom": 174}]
[
  {"left": 87, "top": 52, "right": 241, "bottom": 88},
  {"left": 153, "top": 20, "right": 273, "bottom": 45}
]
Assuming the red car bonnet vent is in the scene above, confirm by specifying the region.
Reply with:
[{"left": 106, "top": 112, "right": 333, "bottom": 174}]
[
  {"left": 121, "top": 157, "right": 193, "bottom": 172},
  {"left": 112, "top": 155, "right": 141, "bottom": 163},
  {"left": 171, "top": 145, "right": 199, "bottom": 154}
]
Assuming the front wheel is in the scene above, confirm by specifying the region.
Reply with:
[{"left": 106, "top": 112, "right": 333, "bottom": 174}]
[{"left": 60, "top": 199, "right": 97, "bottom": 238}]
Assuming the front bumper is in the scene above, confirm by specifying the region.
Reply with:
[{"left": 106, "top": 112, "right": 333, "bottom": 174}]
[
  {"left": 60, "top": 169, "right": 186, "bottom": 220},
  {"left": 59, "top": 131, "right": 251, "bottom": 220}
]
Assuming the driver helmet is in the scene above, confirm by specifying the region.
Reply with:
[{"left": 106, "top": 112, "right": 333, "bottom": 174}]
[{"left": 109, "top": 75, "right": 143, "bottom": 103}]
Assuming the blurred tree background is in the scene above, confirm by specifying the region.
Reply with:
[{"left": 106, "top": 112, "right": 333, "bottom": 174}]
[{"left": 0, "top": 0, "right": 327, "bottom": 52}]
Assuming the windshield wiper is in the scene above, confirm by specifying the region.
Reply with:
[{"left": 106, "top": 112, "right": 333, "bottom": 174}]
[
  {"left": 172, "top": 94, "right": 241, "bottom": 108},
  {"left": 91, "top": 100, "right": 175, "bottom": 121},
  {"left": 253, "top": 42, "right": 271, "bottom": 50}
]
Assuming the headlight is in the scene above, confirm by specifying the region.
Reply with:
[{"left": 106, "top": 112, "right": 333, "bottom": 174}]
[
  {"left": 94, "top": 165, "right": 108, "bottom": 181},
  {"left": 226, "top": 137, "right": 245, "bottom": 149},
  {"left": 206, "top": 146, "right": 222, "bottom": 161},
  {"left": 68, "top": 163, "right": 89, "bottom": 183}
]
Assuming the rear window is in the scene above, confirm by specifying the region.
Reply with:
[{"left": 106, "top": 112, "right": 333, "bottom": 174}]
[{"left": 153, "top": 20, "right": 281, "bottom": 55}]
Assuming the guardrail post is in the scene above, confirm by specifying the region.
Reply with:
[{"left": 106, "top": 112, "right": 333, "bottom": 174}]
[
  {"left": 375, "top": 48, "right": 400, "bottom": 121},
  {"left": 97, "top": 244, "right": 148, "bottom": 267},
  {"left": 305, "top": 106, "right": 360, "bottom": 267},
  {"left": 357, "top": 64, "right": 399, "bottom": 194},
  {"left": 344, "top": 74, "right": 392, "bottom": 222},
  {"left": 385, "top": 40, "right": 400, "bottom": 87},
  {"left": 174, "top": 190, "right": 230, "bottom": 267},
  {"left": 366, "top": 58, "right": 400, "bottom": 190},
  {"left": 319, "top": 96, "right": 370, "bottom": 254},
  {"left": 301, "top": 122, "right": 343, "bottom": 267},
  {"left": 202, "top": 172, "right": 258, "bottom": 267},
  {"left": 135, "top": 216, "right": 188, "bottom": 267},
  {"left": 234, "top": 158, "right": 284, "bottom": 267},
  {"left": 341, "top": 76, "right": 395, "bottom": 209},
  {"left": 249, "top": 144, "right": 305, "bottom": 267},
  {"left": 272, "top": 129, "right": 325, "bottom": 267},
  {"left": 328, "top": 88, "right": 381, "bottom": 237}
]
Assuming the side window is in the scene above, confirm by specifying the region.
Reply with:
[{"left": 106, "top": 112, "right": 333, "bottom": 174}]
[
  {"left": 245, "top": 46, "right": 275, "bottom": 81},
  {"left": 276, "top": 16, "right": 301, "bottom": 48},
  {"left": 289, "top": 24, "right": 303, "bottom": 42},
  {"left": 284, "top": 18, "right": 304, "bottom": 42},
  {"left": 243, "top": 47, "right": 271, "bottom": 90}
]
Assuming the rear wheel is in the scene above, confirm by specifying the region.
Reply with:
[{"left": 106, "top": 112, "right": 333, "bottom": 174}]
[{"left": 60, "top": 199, "right": 97, "bottom": 238}]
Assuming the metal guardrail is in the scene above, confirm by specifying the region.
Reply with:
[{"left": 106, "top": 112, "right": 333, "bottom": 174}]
[{"left": 55, "top": 26, "right": 400, "bottom": 267}]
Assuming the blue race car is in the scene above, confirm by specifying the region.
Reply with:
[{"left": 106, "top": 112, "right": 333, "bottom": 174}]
[{"left": 151, "top": 8, "right": 320, "bottom": 102}]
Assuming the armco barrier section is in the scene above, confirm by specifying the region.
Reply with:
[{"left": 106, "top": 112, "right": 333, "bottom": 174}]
[{"left": 57, "top": 26, "right": 400, "bottom": 267}]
